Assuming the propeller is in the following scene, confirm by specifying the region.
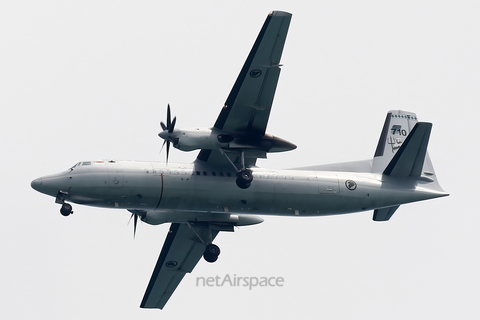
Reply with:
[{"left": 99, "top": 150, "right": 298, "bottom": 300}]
[
  {"left": 128, "top": 212, "right": 140, "bottom": 238},
  {"left": 128, "top": 210, "right": 147, "bottom": 239},
  {"left": 158, "top": 104, "right": 177, "bottom": 163},
  {"left": 128, "top": 210, "right": 146, "bottom": 239}
]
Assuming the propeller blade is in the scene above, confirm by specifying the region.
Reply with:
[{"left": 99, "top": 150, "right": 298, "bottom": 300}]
[
  {"left": 129, "top": 212, "right": 134, "bottom": 225},
  {"left": 167, "top": 104, "right": 171, "bottom": 128},
  {"left": 160, "top": 139, "right": 166, "bottom": 154},
  {"left": 160, "top": 121, "right": 167, "bottom": 131},
  {"left": 133, "top": 214, "right": 138, "bottom": 238},
  {"left": 128, "top": 213, "right": 138, "bottom": 239},
  {"left": 169, "top": 117, "right": 177, "bottom": 133},
  {"left": 166, "top": 140, "right": 170, "bottom": 164}
]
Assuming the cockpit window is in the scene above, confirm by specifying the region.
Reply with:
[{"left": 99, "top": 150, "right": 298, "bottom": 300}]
[
  {"left": 70, "top": 162, "right": 80, "bottom": 170},
  {"left": 82, "top": 161, "right": 92, "bottom": 166}
]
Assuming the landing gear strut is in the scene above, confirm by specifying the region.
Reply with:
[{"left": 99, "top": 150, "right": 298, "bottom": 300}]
[
  {"left": 56, "top": 191, "right": 73, "bottom": 216},
  {"left": 219, "top": 148, "right": 253, "bottom": 189},
  {"left": 60, "top": 203, "right": 73, "bottom": 216},
  {"left": 188, "top": 222, "right": 222, "bottom": 263}
]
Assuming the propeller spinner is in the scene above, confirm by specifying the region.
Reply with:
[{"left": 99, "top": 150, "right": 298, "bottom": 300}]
[{"left": 158, "top": 104, "right": 177, "bottom": 163}]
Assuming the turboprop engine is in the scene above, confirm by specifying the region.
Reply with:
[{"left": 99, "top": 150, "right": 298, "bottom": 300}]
[{"left": 158, "top": 104, "right": 296, "bottom": 162}]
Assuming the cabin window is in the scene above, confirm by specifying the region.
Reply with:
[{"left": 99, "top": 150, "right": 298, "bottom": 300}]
[
  {"left": 212, "top": 172, "right": 216, "bottom": 176},
  {"left": 196, "top": 171, "right": 201, "bottom": 175},
  {"left": 227, "top": 172, "right": 232, "bottom": 177},
  {"left": 219, "top": 172, "right": 224, "bottom": 177},
  {"left": 203, "top": 171, "right": 207, "bottom": 176}
]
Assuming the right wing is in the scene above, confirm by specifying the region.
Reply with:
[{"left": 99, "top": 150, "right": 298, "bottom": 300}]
[
  {"left": 197, "top": 11, "right": 292, "bottom": 167},
  {"left": 213, "top": 11, "right": 292, "bottom": 135},
  {"left": 140, "top": 223, "right": 219, "bottom": 309}
]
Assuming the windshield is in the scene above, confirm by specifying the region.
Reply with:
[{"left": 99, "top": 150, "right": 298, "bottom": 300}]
[{"left": 69, "top": 162, "right": 80, "bottom": 171}]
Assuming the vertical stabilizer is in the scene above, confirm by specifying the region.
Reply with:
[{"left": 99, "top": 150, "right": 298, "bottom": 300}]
[{"left": 372, "top": 110, "right": 419, "bottom": 173}]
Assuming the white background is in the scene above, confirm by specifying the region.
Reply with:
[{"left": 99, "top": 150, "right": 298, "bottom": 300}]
[{"left": 1, "top": 1, "right": 477, "bottom": 319}]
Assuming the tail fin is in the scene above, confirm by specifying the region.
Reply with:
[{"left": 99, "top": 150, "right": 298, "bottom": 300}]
[
  {"left": 373, "top": 110, "right": 438, "bottom": 179},
  {"left": 372, "top": 110, "right": 421, "bottom": 173}
]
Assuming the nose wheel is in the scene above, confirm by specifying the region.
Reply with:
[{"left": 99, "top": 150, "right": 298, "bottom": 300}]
[{"left": 60, "top": 203, "right": 73, "bottom": 216}]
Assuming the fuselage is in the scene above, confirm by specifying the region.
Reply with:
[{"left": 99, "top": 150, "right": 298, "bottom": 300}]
[{"left": 31, "top": 160, "right": 446, "bottom": 225}]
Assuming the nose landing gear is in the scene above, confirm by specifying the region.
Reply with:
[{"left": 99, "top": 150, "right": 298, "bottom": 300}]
[
  {"left": 60, "top": 203, "right": 73, "bottom": 216},
  {"left": 56, "top": 191, "right": 73, "bottom": 216}
]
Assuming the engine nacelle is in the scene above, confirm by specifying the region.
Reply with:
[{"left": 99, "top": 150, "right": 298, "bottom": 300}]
[{"left": 171, "top": 128, "right": 296, "bottom": 153}]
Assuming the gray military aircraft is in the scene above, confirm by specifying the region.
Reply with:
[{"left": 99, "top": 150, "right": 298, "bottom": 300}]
[{"left": 31, "top": 11, "right": 448, "bottom": 310}]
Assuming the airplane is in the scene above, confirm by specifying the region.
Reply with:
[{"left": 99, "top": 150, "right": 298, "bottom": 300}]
[{"left": 31, "top": 11, "right": 448, "bottom": 310}]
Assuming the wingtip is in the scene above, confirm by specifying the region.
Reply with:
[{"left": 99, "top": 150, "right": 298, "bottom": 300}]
[{"left": 269, "top": 10, "right": 292, "bottom": 17}]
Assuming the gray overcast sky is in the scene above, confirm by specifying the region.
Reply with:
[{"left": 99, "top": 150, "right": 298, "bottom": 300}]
[{"left": 1, "top": 0, "right": 478, "bottom": 319}]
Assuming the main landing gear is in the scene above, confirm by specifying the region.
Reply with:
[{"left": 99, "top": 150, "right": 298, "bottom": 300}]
[
  {"left": 203, "top": 244, "right": 221, "bottom": 263},
  {"left": 188, "top": 222, "right": 222, "bottom": 263},
  {"left": 219, "top": 149, "right": 254, "bottom": 189},
  {"left": 236, "top": 169, "right": 253, "bottom": 189}
]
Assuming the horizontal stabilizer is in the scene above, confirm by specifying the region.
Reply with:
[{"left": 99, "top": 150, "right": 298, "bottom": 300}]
[
  {"left": 383, "top": 122, "right": 432, "bottom": 178},
  {"left": 373, "top": 205, "right": 399, "bottom": 221}
]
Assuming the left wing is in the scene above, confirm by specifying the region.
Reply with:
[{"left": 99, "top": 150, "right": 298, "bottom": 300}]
[{"left": 140, "top": 223, "right": 219, "bottom": 309}]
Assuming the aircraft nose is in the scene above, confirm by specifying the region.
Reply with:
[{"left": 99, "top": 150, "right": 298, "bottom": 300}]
[{"left": 31, "top": 178, "right": 43, "bottom": 192}]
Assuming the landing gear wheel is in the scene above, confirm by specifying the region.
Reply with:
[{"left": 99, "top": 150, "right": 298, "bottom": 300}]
[
  {"left": 203, "top": 244, "right": 220, "bottom": 263},
  {"left": 236, "top": 179, "right": 251, "bottom": 189},
  {"left": 60, "top": 203, "right": 73, "bottom": 216},
  {"left": 236, "top": 169, "right": 253, "bottom": 189}
]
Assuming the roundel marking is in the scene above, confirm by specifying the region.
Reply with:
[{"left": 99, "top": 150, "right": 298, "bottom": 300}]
[
  {"left": 165, "top": 261, "right": 178, "bottom": 268},
  {"left": 249, "top": 69, "right": 262, "bottom": 78},
  {"left": 345, "top": 180, "right": 357, "bottom": 191}
]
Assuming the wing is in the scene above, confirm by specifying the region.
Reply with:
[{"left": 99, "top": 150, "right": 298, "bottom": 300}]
[
  {"left": 214, "top": 11, "right": 291, "bottom": 135},
  {"left": 197, "top": 11, "right": 292, "bottom": 166},
  {"left": 140, "top": 223, "right": 219, "bottom": 309}
]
